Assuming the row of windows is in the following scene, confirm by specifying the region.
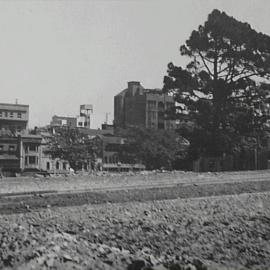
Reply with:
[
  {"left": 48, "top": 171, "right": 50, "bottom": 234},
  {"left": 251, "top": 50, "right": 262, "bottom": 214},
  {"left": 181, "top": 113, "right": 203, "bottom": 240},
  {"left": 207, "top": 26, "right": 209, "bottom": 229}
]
[
  {"left": 0, "top": 126, "right": 24, "bottom": 132},
  {"left": 25, "top": 144, "right": 38, "bottom": 152},
  {"left": 147, "top": 101, "right": 174, "bottom": 110},
  {"left": 0, "top": 145, "right": 16, "bottom": 151},
  {"left": 0, "top": 111, "right": 23, "bottom": 118},
  {"left": 146, "top": 122, "right": 175, "bottom": 129},
  {"left": 0, "top": 144, "right": 39, "bottom": 152},
  {"left": 104, "top": 156, "right": 118, "bottom": 163},
  {"left": 78, "top": 121, "right": 88, "bottom": 127},
  {"left": 46, "top": 161, "right": 68, "bottom": 170}
]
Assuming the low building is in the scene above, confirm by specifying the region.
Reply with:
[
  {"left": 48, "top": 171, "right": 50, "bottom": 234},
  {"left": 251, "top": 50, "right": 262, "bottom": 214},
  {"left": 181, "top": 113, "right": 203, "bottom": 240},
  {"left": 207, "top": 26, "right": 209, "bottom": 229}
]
[
  {"left": 50, "top": 104, "right": 93, "bottom": 129},
  {"left": 102, "top": 134, "right": 126, "bottom": 164},
  {"left": 77, "top": 125, "right": 145, "bottom": 171},
  {"left": 39, "top": 131, "right": 70, "bottom": 174},
  {"left": 50, "top": 115, "right": 77, "bottom": 128}
]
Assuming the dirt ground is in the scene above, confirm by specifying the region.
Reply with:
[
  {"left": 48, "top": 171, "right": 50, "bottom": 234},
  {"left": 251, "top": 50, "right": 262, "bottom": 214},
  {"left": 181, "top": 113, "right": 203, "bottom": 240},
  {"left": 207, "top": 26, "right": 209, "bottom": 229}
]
[
  {"left": 1, "top": 179, "right": 270, "bottom": 215},
  {"left": 1, "top": 191, "right": 270, "bottom": 270},
  {"left": 1, "top": 170, "right": 270, "bottom": 194}
]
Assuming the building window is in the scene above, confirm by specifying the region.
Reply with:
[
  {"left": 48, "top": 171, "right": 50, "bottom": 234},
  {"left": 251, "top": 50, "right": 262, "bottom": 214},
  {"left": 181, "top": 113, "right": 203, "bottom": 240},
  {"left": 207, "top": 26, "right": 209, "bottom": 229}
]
[
  {"left": 29, "top": 156, "right": 36, "bottom": 164},
  {"left": 78, "top": 122, "right": 83, "bottom": 126},
  {"left": 17, "top": 112, "right": 22, "bottom": 118},
  {"left": 0, "top": 111, "right": 2, "bottom": 117},
  {"left": 0, "top": 145, "right": 3, "bottom": 151},
  {"left": 5, "top": 111, "right": 8, "bottom": 117},
  {"left": 158, "top": 101, "right": 165, "bottom": 111},
  {"left": 46, "top": 162, "right": 50, "bottom": 170},
  {"left": 63, "top": 162, "right": 67, "bottom": 170},
  {"left": 147, "top": 101, "right": 156, "bottom": 110},
  {"left": 84, "top": 122, "right": 87, "bottom": 127},
  {"left": 56, "top": 161, "right": 60, "bottom": 170},
  {"left": 10, "top": 112, "right": 14, "bottom": 118},
  {"left": 9, "top": 145, "right": 15, "bottom": 151},
  {"left": 25, "top": 157, "right": 28, "bottom": 165},
  {"left": 29, "top": 144, "right": 37, "bottom": 152}
]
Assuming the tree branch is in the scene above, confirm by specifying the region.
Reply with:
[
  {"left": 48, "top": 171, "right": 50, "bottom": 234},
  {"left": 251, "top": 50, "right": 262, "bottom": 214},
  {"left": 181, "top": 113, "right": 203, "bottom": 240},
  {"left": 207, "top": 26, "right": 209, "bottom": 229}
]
[{"left": 198, "top": 51, "right": 214, "bottom": 78}]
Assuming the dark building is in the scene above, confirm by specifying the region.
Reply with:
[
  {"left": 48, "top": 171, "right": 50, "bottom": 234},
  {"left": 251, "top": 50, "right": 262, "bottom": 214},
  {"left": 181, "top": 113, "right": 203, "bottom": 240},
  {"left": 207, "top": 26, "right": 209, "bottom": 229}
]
[{"left": 114, "top": 81, "right": 176, "bottom": 130}]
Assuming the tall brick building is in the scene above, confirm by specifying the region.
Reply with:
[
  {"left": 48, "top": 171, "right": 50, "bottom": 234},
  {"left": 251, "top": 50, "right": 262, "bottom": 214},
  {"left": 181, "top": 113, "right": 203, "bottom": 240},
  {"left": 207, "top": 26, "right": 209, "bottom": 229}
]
[{"left": 114, "top": 81, "right": 176, "bottom": 130}]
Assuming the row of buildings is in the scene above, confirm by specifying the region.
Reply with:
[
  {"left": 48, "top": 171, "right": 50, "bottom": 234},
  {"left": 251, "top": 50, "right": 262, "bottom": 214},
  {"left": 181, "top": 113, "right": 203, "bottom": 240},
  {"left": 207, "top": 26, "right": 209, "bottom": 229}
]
[
  {"left": 50, "top": 81, "right": 177, "bottom": 131},
  {"left": 0, "top": 81, "right": 174, "bottom": 175},
  {"left": 0, "top": 102, "right": 72, "bottom": 176}
]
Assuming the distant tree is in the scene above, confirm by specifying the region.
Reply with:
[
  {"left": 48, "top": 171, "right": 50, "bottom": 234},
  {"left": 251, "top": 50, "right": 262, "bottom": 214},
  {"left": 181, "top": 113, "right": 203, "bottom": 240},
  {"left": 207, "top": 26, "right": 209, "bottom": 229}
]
[
  {"left": 163, "top": 9, "right": 270, "bottom": 158},
  {"left": 117, "top": 127, "right": 189, "bottom": 170},
  {"left": 46, "top": 127, "right": 102, "bottom": 171}
]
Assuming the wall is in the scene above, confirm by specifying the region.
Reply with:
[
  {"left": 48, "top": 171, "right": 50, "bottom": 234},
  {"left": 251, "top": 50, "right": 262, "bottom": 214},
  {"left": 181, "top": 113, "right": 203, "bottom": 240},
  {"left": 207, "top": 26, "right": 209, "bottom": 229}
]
[{"left": 124, "top": 94, "right": 146, "bottom": 128}]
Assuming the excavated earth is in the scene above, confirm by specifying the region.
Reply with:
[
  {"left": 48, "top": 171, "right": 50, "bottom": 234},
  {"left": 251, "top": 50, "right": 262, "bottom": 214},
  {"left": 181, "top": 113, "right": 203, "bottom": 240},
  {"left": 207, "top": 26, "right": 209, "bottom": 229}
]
[{"left": 0, "top": 172, "right": 270, "bottom": 270}]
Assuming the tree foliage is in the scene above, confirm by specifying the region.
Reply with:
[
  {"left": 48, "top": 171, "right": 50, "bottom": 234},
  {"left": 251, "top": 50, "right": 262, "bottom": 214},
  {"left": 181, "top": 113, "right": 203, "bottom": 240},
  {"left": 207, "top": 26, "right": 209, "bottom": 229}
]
[
  {"left": 46, "top": 127, "right": 102, "bottom": 171},
  {"left": 117, "top": 127, "right": 189, "bottom": 170},
  {"left": 163, "top": 9, "right": 270, "bottom": 158}
]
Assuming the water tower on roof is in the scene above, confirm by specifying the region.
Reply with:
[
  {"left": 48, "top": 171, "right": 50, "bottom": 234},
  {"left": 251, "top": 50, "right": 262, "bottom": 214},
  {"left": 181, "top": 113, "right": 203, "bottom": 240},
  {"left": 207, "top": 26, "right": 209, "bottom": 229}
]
[{"left": 78, "top": 104, "right": 93, "bottom": 129}]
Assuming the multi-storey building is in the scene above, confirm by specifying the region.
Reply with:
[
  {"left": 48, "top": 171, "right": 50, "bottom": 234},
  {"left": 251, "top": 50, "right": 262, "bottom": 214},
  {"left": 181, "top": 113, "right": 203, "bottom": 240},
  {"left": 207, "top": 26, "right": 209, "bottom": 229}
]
[
  {"left": 0, "top": 103, "right": 29, "bottom": 133},
  {"left": 0, "top": 102, "right": 42, "bottom": 175},
  {"left": 114, "top": 81, "right": 176, "bottom": 130}
]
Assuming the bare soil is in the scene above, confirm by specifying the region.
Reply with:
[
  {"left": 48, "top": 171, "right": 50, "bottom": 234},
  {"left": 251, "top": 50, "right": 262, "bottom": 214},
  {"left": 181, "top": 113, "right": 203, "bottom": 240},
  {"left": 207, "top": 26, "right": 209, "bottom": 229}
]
[
  {"left": 1, "top": 179, "right": 270, "bottom": 215},
  {"left": 1, "top": 170, "right": 269, "bottom": 194},
  {"left": 0, "top": 183, "right": 270, "bottom": 269},
  {"left": 1, "top": 171, "right": 270, "bottom": 269}
]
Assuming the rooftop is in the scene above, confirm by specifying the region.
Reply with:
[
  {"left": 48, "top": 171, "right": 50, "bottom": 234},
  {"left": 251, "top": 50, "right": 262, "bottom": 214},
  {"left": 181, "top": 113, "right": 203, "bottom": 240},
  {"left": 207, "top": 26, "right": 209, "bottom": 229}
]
[{"left": 0, "top": 103, "right": 29, "bottom": 108}]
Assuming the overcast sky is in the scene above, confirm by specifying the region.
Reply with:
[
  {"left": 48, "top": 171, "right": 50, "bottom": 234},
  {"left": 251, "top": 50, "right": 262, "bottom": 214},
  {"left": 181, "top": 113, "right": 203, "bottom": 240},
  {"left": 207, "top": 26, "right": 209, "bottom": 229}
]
[{"left": 1, "top": 0, "right": 270, "bottom": 128}]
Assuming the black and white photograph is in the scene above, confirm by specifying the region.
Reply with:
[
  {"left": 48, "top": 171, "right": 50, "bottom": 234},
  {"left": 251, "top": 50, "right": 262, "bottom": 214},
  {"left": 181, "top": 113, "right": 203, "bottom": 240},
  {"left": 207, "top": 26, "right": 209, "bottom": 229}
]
[{"left": 0, "top": 0, "right": 270, "bottom": 269}]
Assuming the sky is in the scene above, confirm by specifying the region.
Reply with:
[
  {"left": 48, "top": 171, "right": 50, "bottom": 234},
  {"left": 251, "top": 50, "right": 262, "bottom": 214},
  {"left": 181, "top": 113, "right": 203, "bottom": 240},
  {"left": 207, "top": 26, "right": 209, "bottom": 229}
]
[{"left": 1, "top": 0, "right": 270, "bottom": 128}]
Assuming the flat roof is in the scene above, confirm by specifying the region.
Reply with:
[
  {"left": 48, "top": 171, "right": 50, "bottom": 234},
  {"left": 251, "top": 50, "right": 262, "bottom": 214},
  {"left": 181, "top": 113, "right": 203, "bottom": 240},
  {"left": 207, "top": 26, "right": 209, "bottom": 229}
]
[{"left": 0, "top": 103, "right": 29, "bottom": 107}]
